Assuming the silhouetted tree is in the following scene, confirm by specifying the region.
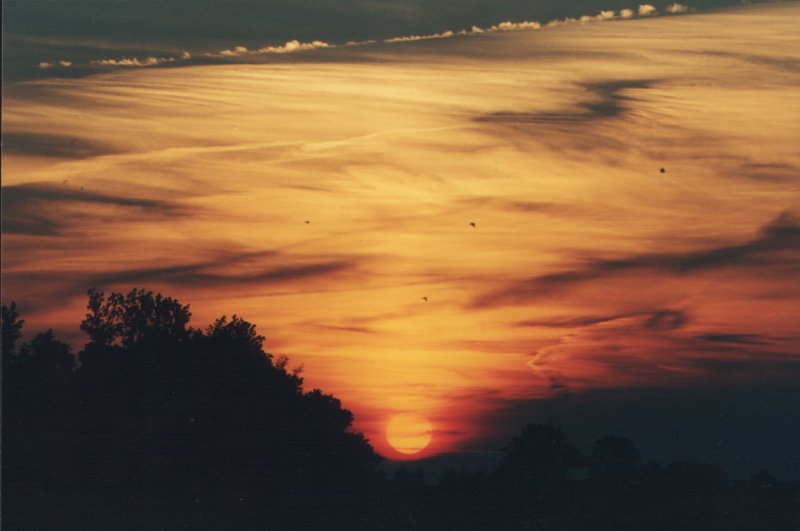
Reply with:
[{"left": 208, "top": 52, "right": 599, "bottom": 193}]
[
  {"left": 499, "top": 423, "right": 583, "bottom": 486},
  {"left": 71, "top": 288, "right": 383, "bottom": 529},
  {"left": 80, "top": 288, "right": 192, "bottom": 348},
  {"left": 2, "top": 301, "right": 25, "bottom": 357},
  {"left": 750, "top": 471, "right": 779, "bottom": 489},
  {"left": 2, "top": 312, "right": 78, "bottom": 531},
  {"left": 591, "top": 435, "right": 641, "bottom": 478},
  {"left": 494, "top": 423, "right": 584, "bottom": 525}
]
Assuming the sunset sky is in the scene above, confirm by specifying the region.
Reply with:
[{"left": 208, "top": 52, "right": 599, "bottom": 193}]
[{"left": 3, "top": 0, "right": 799, "bottom": 476}]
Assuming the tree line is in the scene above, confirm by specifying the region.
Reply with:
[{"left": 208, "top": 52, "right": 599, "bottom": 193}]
[{"left": 2, "top": 289, "right": 797, "bottom": 530}]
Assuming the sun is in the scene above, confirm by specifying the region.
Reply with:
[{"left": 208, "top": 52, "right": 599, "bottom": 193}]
[{"left": 386, "top": 414, "right": 433, "bottom": 455}]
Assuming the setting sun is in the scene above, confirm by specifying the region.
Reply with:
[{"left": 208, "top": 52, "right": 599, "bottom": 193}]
[{"left": 386, "top": 414, "right": 433, "bottom": 455}]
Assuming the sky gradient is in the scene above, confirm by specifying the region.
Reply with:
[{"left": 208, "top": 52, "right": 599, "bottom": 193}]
[{"left": 3, "top": 2, "right": 799, "bottom": 476}]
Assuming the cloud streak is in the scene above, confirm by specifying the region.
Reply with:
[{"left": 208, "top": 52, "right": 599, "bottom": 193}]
[
  {"left": 516, "top": 308, "right": 689, "bottom": 330},
  {"left": 1, "top": 183, "right": 184, "bottom": 236},
  {"left": 473, "top": 211, "right": 800, "bottom": 308}
]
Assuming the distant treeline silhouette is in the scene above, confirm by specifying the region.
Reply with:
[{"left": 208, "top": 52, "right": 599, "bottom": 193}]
[{"left": 2, "top": 290, "right": 798, "bottom": 530}]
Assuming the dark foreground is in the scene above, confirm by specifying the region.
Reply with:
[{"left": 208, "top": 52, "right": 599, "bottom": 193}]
[{"left": 3, "top": 290, "right": 798, "bottom": 530}]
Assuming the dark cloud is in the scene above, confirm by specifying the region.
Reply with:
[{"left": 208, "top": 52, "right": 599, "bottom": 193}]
[
  {"left": 1, "top": 183, "right": 185, "bottom": 236},
  {"left": 644, "top": 309, "right": 687, "bottom": 331},
  {"left": 2, "top": 243, "right": 357, "bottom": 315},
  {"left": 306, "top": 324, "right": 377, "bottom": 335},
  {"left": 516, "top": 313, "right": 632, "bottom": 328},
  {"left": 434, "top": 429, "right": 468, "bottom": 436},
  {"left": 678, "top": 211, "right": 800, "bottom": 272},
  {"left": 508, "top": 201, "right": 565, "bottom": 213},
  {"left": 516, "top": 308, "right": 689, "bottom": 331},
  {"left": 697, "top": 334, "right": 766, "bottom": 345},
  {"left": 1, "top": 132, "right": 118, "bottom": 159},
  {"left": 735, "top": 162, "right": 800, "bottom": 182},
  {"left": 548, "top": 374, "right": 571, "bottom": 395},
  {"left": 12, "top": 258, "right": 352, "bottom": 292},
  {"left": 686, "top": 356, "right": 800, "bottom": 375},
  {"left": 473, "top": 211, "right": 800, "bottom": 307},
  {"left": 475, "top": 79, "right": 655, "bottom": 125},
  {"left": 693, "top": 49, "right": 800, "bottom": 74}
]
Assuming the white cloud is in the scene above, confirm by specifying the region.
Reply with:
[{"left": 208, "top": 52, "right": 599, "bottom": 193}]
[
  {"left": 345, "top": 39, "right": 378, "bottom": 46},
  {"left": 546, "top": 17, "right": 579, "bottom": 28},
  {"left": 217, "top": 46, "right": 249, "bottom": 57},
  {"left": 619, "top": 8, "right": 635, "bottom": 18},
  {"left": 385, "top": 31, "right": 455, "bottom": 43},
  {"left": 486, "top": 20, "right": 542, "bottom": 32},
  {"left": 256, "top": 40, "right": 331, "bottom": 54},
  {"left": 638, "top": 4, "right": 658, "bottom": 16},
  {"left": 667, "top": 3, "right": 689, "bottom": 13},
  {"left": 38, "top": 60, "right": 72, "bottom": 69},
  {"left": 181, "top": 51, "right": 192, "bottom": 60},
  {"left": 91, "top": 56, "right": 176, "bottom": 67},
  {"left": 211, "top": 40, "right": 331, "bottom": 57}
]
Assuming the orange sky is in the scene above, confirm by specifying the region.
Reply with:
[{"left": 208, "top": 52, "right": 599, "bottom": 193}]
[{"left": 3, "top": 3, "right": 799, "bottom": 460}]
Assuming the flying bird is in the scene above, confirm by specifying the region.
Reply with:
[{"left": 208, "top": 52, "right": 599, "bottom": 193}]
[
  {"left": 422, "top": 297, "right": 428, "bottom": 302},
  {"left": 305, "top": 220, "right": 310, "bottom": 224},
  {"left": 469, "top": 222, "right": 476, "bottom": 228},
  {"left": 660, "top": 167, "right": 666, "bottom": 173}
]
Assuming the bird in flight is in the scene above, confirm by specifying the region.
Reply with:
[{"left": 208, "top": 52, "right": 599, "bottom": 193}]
[
  {"left": 305, "top": 220, "right": 310, "bottom": 224},
  {"left": 469, "top": 222, "right": 476, "bottom": 228},
  {"left": 422, "top": 297, "right": 428, "bottom": 302},
  {"left": 660, "top": 167, "right": 666, "bottom": 173}
]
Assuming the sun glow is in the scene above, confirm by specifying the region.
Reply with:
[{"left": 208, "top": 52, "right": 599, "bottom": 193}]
[{"left": 386, "top": 414, "right": 433, "bottom": 455}]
